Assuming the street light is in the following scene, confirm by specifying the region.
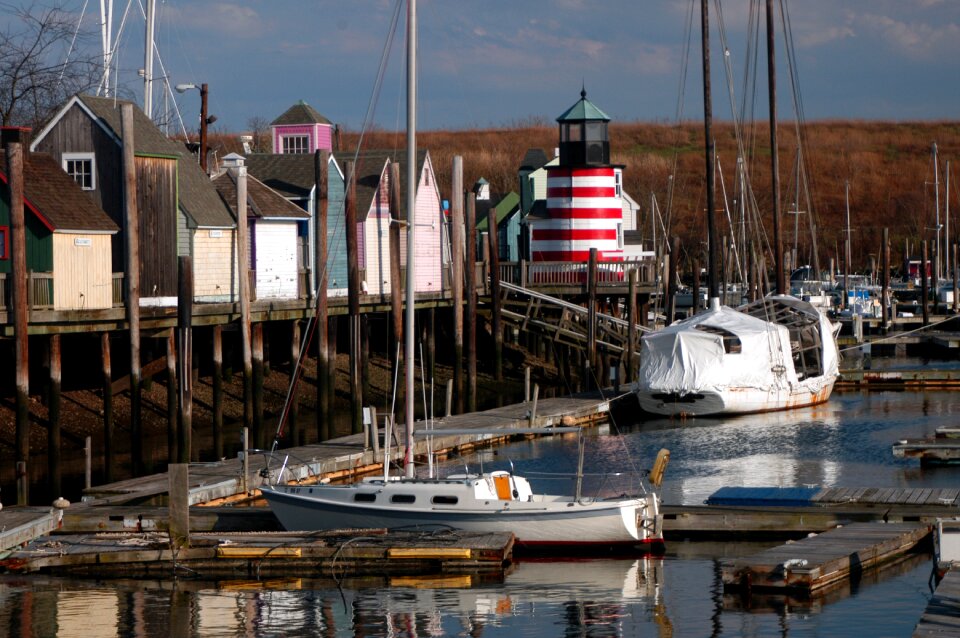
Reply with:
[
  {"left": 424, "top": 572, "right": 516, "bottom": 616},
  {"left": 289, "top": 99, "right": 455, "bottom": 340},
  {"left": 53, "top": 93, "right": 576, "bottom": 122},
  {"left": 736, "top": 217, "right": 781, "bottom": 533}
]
[{"left": 176, "top": 82, "right": 216, "bottom": 173}]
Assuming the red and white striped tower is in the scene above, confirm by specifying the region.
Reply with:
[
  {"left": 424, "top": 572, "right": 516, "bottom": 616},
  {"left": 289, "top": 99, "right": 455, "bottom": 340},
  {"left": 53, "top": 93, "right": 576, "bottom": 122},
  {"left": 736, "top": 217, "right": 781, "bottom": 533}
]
[{"left": 530, "top": 89, "right": 624, "bottom": 262}]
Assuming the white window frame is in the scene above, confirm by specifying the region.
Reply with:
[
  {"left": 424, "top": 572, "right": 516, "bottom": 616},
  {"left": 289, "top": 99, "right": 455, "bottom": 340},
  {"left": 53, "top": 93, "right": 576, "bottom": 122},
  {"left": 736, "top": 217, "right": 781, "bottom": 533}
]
[
  {"left": 63, "top": 152, "right": 96, "bottom": 190},
  {"left": 281, "top": 135, "right": 310, "bottom": 154},
  {"left": 614, "top": 170, "right": 622, "bottom": 197}
]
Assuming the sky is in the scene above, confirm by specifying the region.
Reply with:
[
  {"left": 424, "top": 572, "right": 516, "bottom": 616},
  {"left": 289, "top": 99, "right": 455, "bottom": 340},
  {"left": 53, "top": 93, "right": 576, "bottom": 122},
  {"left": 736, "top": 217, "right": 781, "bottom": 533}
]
[{"left": 9, "top": 0, "right": 960, "bottom": 134}]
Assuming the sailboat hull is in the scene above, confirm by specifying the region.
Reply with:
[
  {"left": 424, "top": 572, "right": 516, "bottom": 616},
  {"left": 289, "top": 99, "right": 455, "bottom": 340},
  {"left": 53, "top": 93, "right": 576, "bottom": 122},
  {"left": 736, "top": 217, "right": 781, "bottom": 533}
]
[
  {"left": 260, "top": 478, "right": 663, "bottom": 550},
  {"left": 636, "top": 377, "right": 836, "bottom": 417}
]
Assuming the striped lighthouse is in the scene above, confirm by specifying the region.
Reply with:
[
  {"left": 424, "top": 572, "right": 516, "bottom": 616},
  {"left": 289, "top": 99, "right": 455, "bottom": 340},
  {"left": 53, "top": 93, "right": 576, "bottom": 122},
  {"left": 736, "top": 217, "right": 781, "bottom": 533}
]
[{"left": 529, "top": 90, "right": 624, "bottom": 263}]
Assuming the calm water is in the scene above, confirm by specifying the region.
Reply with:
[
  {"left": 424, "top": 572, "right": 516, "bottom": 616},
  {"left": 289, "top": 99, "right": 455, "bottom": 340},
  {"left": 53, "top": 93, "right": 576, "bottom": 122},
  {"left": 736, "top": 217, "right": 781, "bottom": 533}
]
[{"left": 1, "top": 390, "right": 955, "bottom": 637}]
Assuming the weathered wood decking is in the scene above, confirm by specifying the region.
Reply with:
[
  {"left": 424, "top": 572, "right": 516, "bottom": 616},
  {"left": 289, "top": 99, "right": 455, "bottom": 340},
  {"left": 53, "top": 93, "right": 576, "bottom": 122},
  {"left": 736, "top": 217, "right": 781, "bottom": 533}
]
[
  {"left": 0, "top": 507, "right": 63, "bottom": 551},
  {"left": 894, "top": 428, "right": 960, "bottom": 465},
  {"left": 721, "top": 522, "right": 931, "bottom": 593},
  {"left": 0, "top": 528, "right": 514, "bottom": 578},
  {"left": 915, "top": 570, "right": 960, "bottom": 637},
  {"left": 81, "top": 394, "right": 613, "bottom": 506}
]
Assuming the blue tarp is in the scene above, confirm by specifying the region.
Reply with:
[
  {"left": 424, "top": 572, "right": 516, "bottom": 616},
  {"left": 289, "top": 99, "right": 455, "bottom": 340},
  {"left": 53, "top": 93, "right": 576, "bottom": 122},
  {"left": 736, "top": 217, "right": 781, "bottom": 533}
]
[{"left": 705, "top": 486, "right": 821, "bottom": 507}]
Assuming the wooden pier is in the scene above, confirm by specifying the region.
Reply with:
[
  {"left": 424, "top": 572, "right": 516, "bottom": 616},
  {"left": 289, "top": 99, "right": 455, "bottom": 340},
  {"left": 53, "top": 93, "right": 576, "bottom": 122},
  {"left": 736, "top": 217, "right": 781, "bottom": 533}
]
[
  {"left": 721, "top": 522, "right": 931, "bottom": 594},
  {"left": 914, "top": 570, "right": 960, "bottom": 637},
  {"left": 80, "top": 393, "right": 613, "bottom": 506},
  {"left": 894, "top": 428, "right": 960, "bottom": 465},
  {"left": 0, "top": 528, "right": 514, "bottom": 578},
  {"left": 0, "top": 507, "right": 63, "bottom": 551}
]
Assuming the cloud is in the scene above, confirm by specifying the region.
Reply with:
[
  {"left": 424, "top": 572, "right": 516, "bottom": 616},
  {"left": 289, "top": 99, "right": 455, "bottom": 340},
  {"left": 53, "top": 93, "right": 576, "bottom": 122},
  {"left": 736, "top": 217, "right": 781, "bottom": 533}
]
[
  {"left": 858, "top": 12, "right": 960, "bottom": 59},
  {"left": 166, "top": 3, "right": 266, "bottom": 38}
]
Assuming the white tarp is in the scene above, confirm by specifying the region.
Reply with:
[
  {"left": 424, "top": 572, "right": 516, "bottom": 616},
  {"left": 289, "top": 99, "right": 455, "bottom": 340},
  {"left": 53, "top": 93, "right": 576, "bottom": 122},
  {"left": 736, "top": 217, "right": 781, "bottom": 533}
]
[{"left": 637, "top": 304, "right": 794, "bottom": 394}]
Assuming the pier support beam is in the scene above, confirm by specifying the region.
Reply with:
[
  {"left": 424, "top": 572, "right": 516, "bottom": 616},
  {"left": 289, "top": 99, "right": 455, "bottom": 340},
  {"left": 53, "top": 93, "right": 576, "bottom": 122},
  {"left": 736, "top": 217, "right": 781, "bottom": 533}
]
[
  {"left": 344, "top": 160, "right": 363, "bottom": 434},
  {"left": 388, "top": 162, "right": 404, "bottom": 430},
  {"left": 466, "top": 193, "right": 478, "bottom": 413},
  {"left": 488, "top": 204, "right": 503, "bottom": 382},
  {"left": 252, "top": 323, "right": 265, "bottom": 448},
  {"left": 587, "top": 248, "right": 598, "bottom": 389},
  {"left": 288, "top": 320, "right": 301, "bottom": 446},
  {"left": 451, "top": 156, "right": 464, "bottom": 414},
  {"left": 6, "top": 140, "right": 29, "bottom": 502},
  {"left": 314, "top": 150, "right": 331, "bottom": 441},
  {"left": 101, "top": 332, "right": 114, "bottom": 483},
  {"left": 627, "top": 269, "right": 637, "bottom": 383},
  {"left": 211, "top": 325, "right": 224, "bottom": 459},
  {"left": 166, "top": 331, "right": 178, "bottom": 463},
  {"left": 47, "top": 334, "right": 61, "bottom": 499},
  {"left": 177, "top": 255, "right": 193, "bottom": 462},
  {"left": 121, "top": 104, "right": 144, "bottom": 476}
]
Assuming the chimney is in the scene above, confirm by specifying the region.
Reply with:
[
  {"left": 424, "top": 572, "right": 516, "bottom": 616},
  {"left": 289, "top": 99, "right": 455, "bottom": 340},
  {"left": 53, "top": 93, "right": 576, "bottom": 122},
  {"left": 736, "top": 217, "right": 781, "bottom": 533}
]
[
  {"left": 221, "top": 152, "right": 245, "bottom": 169},
  {"left": 1, "top": 127, "right": 31, "bottom": 148}
]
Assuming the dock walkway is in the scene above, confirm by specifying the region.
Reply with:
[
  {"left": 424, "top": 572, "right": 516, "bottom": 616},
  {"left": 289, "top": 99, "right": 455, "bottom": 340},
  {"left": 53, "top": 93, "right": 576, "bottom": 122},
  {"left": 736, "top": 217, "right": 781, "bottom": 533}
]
[
  {"left": 82, "top": 393, "right": 614, "bottom": 506},
  {"left": 915, "top": 569, "right": 960, "bottom": 637},
  {"left": 721, "top": 522, "right": 931, "bottom": 594}
]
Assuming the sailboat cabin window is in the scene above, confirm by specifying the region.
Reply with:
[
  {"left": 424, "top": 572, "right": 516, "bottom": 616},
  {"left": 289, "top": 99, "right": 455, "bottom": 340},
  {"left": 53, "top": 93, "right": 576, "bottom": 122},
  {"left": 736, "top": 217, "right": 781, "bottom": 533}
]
[
  {"left": 432, "top": 495, "right": 458, "bottom": 505},
  {"left": 354, "top": 493, "right": 377, "bottom": 503},
  {"left": 390, "top": 494, "right": 416, "bottom": 504},
  {"left": 63, "top": 153, "right": 95, "bottom": 190},
  {"left": 695, "top": 325, "right": 742, "bottom": 354}
]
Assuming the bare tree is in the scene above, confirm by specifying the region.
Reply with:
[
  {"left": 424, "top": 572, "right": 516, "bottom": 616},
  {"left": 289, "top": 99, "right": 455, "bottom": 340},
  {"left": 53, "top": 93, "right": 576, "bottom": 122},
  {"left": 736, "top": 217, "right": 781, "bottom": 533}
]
[
  {"left": 246, "top": 116, "right": 270, "bottom": 153},
  {"left": 0, "top": 1, "right": 100, "bottom": 128}
]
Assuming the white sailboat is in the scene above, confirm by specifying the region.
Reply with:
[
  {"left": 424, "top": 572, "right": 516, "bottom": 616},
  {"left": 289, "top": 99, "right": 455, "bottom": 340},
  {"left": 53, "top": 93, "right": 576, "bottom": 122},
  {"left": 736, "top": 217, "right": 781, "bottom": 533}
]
[
  {"left": 633, "top": 0, "right": 840, "bottom": 418},
  {"left": 261, "top": 0, "right": 665, "bottom": 552}
]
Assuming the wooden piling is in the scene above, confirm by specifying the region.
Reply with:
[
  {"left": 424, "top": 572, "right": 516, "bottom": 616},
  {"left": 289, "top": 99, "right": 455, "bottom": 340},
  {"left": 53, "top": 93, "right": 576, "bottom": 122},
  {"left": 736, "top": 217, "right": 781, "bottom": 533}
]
[
  {"left": 466, "top": 193, "right": 478, "bottom": 412},
  {"left": 211, "top": 325, "right": 223, "bottom": 459},
  {"left": 587, "top": 248, "right": 598, "bottom": 386},
  {"left": 165, "top": 331, "right": 178, "bottom": 462},
  {"left": 252, "top": 323, "right": 265, "bottom": 447},
  {"left": 344, "top": 160, "right": 363, "bottom": 434},
  {"left": 120, "top": 104, "right": 143, "bottom": 475},
  {"left": 178, "top": 256, "right": 193, "bottom": 462},
  {"left": 388, "top": 162, "right": 404, "bottom": 428},
  {"left": 233, "top": 164, "right": 254, "bottom": 435},
  {"left": 451, "top": 156, "right": 464, "bottom": 414},
  {"left": 882, "top": 228, "right": 890, "bottom": 329},
  {"left": 168, "top": 464, "right": 190, "bottom": 550},
  {"left": 488, "top": 202, "right": 503, "bottom": 382},
  {"left": 314, "top": 150, "right": 331, "bottom": 441},
  {"left": 288, "top": 321, "right": 301, "bottom": 446},
  {"left": 922, "top": 240, "right": 930, "bottom": 326},
  {"left": 101, "top": 332, "right": 114, "bottom": 482},
  {"left": 627, "top": 269, "right": 638, "bottom": 383},
  {"left": 47, "top": 334, "right": 62, "bottom": 499},
  {"left": 6, "top": 141, "right": 29, "bottom": 498}
]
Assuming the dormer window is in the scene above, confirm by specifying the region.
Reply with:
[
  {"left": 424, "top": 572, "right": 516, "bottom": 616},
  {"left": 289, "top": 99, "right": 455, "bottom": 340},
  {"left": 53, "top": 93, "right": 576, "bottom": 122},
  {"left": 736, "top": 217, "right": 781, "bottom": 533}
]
[
  {"left": 281, "top": 135, "right": 309, "bottom": 154},
  {"left": 0, "top": 226, "right": 8, "bottom": 260},
  {"left": 63, "top": 152, "right": 95, "bottom": 190}
]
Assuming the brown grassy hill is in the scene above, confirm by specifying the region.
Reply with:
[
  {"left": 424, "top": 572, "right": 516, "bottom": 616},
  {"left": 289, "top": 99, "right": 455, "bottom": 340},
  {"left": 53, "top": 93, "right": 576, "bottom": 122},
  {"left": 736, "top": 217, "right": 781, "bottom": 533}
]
[{"left": 214, "top": 120, "right": 960, "bottom": 274}]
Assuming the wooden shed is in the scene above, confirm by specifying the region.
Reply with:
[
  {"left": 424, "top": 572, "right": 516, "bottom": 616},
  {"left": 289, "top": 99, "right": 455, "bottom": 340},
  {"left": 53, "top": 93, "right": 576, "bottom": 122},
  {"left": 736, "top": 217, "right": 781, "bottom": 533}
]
[
  {"left": 475, "top": 190, "right": 522, "bottom": 262},
  {"left": 0, "top": 145, "right": 118, "bottom": 310},
  {"left": 31, "top": 95, "right": 238, "bottom": 303},
  {"left": 351, "top": 149, "right": 445, "bottom": 298},
  {"left": 244, "top": 152, "right": 347, "bottom": 297},
  {"left": 215, "top": 155, "right": 310, "bottom": 300}
]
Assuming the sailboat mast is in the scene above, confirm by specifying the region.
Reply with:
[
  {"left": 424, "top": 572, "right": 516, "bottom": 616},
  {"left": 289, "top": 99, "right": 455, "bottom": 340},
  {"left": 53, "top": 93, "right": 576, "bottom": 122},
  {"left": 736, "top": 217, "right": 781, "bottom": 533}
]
[
  {"left": 404, "top": 0, "right": 418, "bottom": 479},
  {"left": 143, "top": 0, "right": 156, "bottom": 120},
  {"left": 766, "top": 0, "right": 783, "bottom": 294},
  {"left": 702, "top": 0, "right": 719, "bottom": 300},
  {"left": 933, "top": 142, "right": 941, "bottom": 285}
]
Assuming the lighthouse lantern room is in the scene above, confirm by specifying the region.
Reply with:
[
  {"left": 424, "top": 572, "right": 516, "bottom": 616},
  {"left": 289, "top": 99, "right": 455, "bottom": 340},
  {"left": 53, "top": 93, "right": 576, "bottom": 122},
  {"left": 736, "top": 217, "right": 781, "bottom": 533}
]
[{"left": 529, "top": 89, "right": 624, "bottom": 263}]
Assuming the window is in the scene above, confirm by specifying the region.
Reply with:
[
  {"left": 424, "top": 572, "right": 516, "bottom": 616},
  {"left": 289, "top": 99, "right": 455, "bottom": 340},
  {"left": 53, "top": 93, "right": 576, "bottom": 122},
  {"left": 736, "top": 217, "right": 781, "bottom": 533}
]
[
  {"left": 614, "top": 171, "right": 622, "bottom": 197},
  {"left": 354, "top": 493, "right": 377, "bottom": 503},
  {"left": 282, "top": 135, "right": 310, "bottom": 154},
  {"left": 63, "top": 153, "right": 95, "bottom": 190},
  {"left": 390, "top": 494, "right": 416, "bottom": 504},
  {"left": 617, "top": 222, "right": 623, "bottom": 249},
  {"left": 0, "top": 226, "right": 7, "bottom": 260},
  {"left": 432, "top": 495, "right": 458, "bottom": 505}
]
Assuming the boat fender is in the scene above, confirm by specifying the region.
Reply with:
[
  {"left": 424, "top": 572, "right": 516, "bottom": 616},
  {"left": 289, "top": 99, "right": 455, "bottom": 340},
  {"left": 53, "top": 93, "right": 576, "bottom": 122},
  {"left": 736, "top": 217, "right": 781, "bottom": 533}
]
[{"left": 649, "top": 448, "right": 670, "bottom": 487}]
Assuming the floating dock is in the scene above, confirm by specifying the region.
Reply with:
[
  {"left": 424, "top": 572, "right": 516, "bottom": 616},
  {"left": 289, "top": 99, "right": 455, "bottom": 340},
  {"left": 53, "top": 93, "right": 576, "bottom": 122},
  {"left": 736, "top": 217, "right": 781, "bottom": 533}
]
[
  {"left": 0, "top": 528, "right": 515, "bottom": 578},
  {"left": 721, "top": 522, "right": 931, "bottom": 594},
  {"left": 0, "top": 507, "right": 63, "bottom": 551},
  {"left": 894, "top": 428, "right": 960, "bottom": 465},
  {"left": 914, "top": 570, "right": 960, "bottom": 637}
]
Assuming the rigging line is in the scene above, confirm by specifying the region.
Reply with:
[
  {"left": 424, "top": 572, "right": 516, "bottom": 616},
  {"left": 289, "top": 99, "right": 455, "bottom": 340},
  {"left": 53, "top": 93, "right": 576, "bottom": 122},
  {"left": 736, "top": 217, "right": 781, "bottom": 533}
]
[
  {"left": 716, "top": 156, "right": 746, "bottom": 285},
  {"left": 664, "top": 0, "right": 696, "bottom": 242},
  {"left": 58, "top": 0, "right": 90, "bottom": 92},
  {"left": 97, "top": 0, "right": 133, "bottom": 98}
]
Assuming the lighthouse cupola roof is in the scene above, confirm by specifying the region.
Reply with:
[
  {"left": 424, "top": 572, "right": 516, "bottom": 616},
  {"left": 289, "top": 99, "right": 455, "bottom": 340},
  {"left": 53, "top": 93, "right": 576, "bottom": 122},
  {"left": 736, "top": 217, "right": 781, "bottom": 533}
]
[{"left": 555, "top": 88, "right": 611, "bottom": 166}]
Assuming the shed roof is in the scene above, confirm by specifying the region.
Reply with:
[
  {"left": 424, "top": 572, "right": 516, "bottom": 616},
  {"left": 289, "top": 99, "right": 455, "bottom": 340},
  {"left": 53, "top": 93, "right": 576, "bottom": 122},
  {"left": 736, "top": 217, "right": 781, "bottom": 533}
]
[
  {"left": 0, "top": 152, "right": 118, "bottom": 233},
  {"left": 244, "top": 153, "right": 319, "bottom": 199},
  {"left": 271, "top": 101, "right": 332, "bottom": 126},
  {"left": 519, "top": 148, "right": 550, "bottom": 171},
  {"left": 556, "top": 89, "right": 611, "bottom": 122},
  {"left": 213, "top": 171, "right": 310, "bottom": 220},
  {"left": 475, "top": 192, "right": 521, "bottom": 231},
  {"left": 349, "top": 149, "right": 429, "bottom": 221},
  {"left": 72, "top": 95, "right": 235, "bottom": 228}
]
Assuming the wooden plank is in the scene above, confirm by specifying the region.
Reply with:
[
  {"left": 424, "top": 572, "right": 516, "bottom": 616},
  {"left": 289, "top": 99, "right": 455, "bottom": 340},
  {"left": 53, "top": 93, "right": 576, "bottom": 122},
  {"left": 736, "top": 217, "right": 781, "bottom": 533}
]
[
  {"left": 914, "top": 569, "right": 960, "bottom": 637},
  {"left": 722, "top": 522, "right": 931, "bottom": 593},
  {"left": 216, "top": 546, "right": 302, "bottom": 558},
  {"left": 387, "top": 548, "right": 472, "bottom": 559}
]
